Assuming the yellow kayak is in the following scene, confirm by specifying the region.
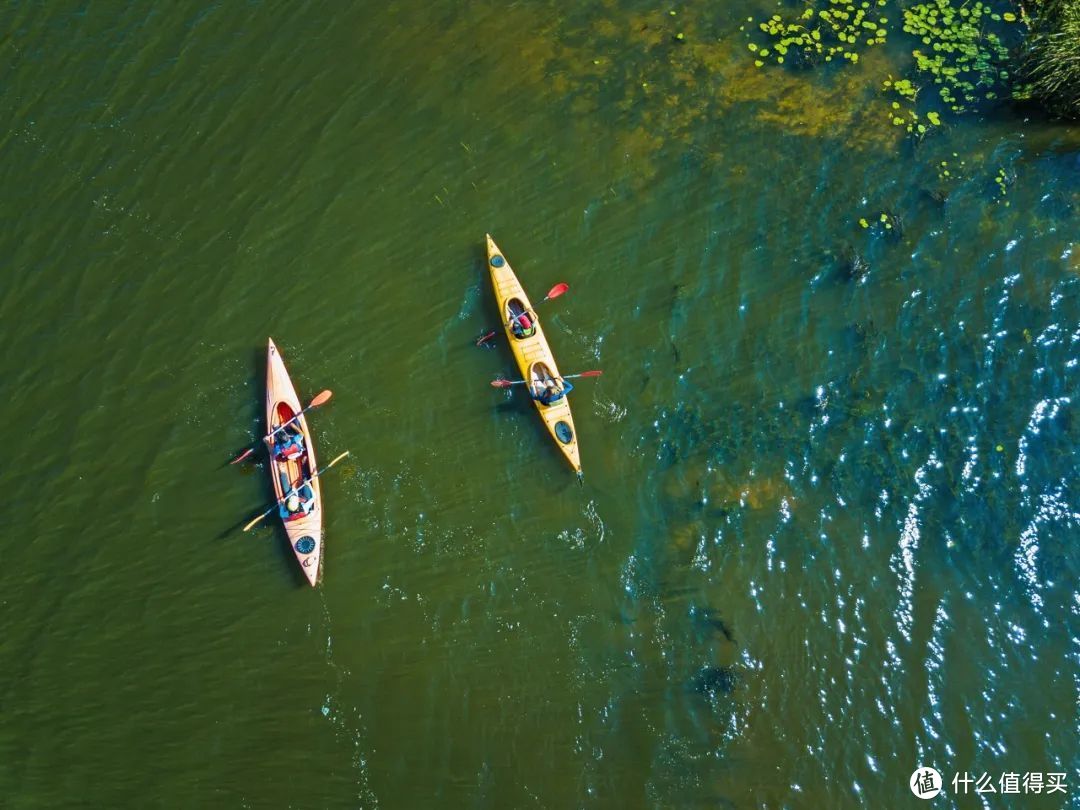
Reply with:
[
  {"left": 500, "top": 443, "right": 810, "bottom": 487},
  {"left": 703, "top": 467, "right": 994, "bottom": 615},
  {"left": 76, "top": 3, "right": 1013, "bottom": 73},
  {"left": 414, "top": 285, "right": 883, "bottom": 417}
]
[{"left": 486, "top": 234, "right": 582, "bottom": 474}]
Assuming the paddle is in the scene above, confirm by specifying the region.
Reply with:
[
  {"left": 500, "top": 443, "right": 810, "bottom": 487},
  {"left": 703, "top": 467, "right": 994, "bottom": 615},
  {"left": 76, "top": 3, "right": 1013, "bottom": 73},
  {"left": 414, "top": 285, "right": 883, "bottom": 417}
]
[
  {"left": 538, "top": 282, "right": 569, "bottom": 304},
  {"left": 475, "top": 283, "right": 569, "bottom": 346},
  {"left": 229, "top": 390, "right": 333, "bottom": 465},
  {"left": 490, "top": 370, "right": 603, "bottom": 388},
  {"left": 242, "top": 450, "right": 351, "bottom": 532}
]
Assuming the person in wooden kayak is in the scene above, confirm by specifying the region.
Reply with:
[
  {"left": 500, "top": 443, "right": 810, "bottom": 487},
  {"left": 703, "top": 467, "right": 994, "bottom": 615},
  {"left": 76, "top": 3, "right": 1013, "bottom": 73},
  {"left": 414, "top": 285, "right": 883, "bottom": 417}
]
[
  {"left": 272, "top": 426, "right": 305, "bottom": 460},
  {"left": 532, "top": 377, "right": 573, "bottom": 406},
  {"left": 510, "top": 311, "right": 536, "bottom": 339},
  {"left": 280, "top": 484, "right": 315, "bottom": 521}
]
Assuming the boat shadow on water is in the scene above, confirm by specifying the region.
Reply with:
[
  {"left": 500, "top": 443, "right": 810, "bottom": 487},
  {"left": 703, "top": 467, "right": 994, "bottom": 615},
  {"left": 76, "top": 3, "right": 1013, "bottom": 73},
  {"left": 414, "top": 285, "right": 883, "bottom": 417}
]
[
  {"left": 264, "top": 530, "right": 315, "bottom": 588},
  {"left": 212, "top": 466, "right": 319, "bottom": 587},
  {"left": 214, "top": 512, "right": 316, "bottom": 589}
]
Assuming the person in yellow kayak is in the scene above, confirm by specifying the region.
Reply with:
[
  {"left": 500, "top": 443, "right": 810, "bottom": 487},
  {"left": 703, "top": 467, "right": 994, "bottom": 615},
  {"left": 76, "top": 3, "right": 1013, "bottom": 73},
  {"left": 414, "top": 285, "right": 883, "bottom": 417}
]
[
  {"left": 532, "top": 377, "right": 573, "bottom": 406},
  {"left": 510, "top": 311, "right": 536, "bottom": 339}
]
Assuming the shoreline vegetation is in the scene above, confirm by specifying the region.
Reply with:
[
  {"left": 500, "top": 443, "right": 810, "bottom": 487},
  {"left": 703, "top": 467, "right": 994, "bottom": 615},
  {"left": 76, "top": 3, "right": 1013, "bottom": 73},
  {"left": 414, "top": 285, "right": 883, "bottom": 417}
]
[{"left": 1020, "top": 0, "right": 1080, "bottom": 118}]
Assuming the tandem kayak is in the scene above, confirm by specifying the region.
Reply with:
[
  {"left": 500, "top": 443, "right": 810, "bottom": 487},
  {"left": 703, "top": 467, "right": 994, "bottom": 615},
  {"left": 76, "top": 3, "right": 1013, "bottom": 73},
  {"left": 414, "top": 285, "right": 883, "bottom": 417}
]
[
  {"left": 485, "top": 234, "right": 581, "bottom": 474},
  {"left": 265, "top": 338, "right": 323, "bottom": 585}
]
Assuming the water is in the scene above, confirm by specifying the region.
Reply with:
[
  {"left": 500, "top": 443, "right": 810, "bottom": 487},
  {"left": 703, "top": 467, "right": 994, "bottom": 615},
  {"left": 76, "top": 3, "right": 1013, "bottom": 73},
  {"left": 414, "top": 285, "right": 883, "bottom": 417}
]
[{"left": 1, "top": 2, "right": 1078, "bottom": 807}]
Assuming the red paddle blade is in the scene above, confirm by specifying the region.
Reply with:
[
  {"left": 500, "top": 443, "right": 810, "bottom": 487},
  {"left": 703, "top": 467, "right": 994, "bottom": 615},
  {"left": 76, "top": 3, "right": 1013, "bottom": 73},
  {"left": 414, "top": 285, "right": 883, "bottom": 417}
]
[
  {"left": 476, "top": 331, "right": 497, "bottom": 346},
  {"left": 578, "top": 370, "right": 603, "bottom": 377},
  {"left": 229, "top": 447, "right": 255, "bottom": 465},
  {"left": 308, "top": 389, "right": 333, "bottom": 408},
  {"left": 545, "top": 282, "right": 569, "bottom": 300},
  {"left": 490, "top": 379, "right": 514, "bottom": 388}
]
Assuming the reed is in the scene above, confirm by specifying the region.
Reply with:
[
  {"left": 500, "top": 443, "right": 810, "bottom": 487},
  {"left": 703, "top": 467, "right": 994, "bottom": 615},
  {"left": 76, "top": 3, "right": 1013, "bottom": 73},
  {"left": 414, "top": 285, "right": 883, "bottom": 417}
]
[{"left": 1020, "top": 0, "right": 1080, "bottom": 119}]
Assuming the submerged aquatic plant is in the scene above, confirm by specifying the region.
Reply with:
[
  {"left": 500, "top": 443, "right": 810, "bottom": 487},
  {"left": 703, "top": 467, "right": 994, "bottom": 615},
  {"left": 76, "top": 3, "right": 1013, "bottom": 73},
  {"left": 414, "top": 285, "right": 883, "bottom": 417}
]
[
  {"left": 744, "top": 0, "right": 1021, "bottom": 142},
  {"left": 742, "top": 0, "right": 1079, "bottom": 128},
  {"left": 840, "top": 247, "right": 871, "bottom": 282},
  {"left": 745, "top": 0, "right": 891, "bottom": 68}
]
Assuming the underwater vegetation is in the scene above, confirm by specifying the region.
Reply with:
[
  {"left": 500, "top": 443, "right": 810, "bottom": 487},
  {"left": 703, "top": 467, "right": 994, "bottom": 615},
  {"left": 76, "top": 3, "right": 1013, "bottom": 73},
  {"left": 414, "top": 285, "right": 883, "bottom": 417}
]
[
  {"left": 746, "top": 0, "right": 1020, "bottom": 138},
  {"left": 432, "top": 0, "right": 1080, "bottom": 190},
  {"left": 529, "top": 2, "right": 910, "bottom": 184},
  {"left": 421, "top": 0, "right": 1078, "bottom": 197},
  {"left": 842, "top": 246, "right": 873, "bottom": 281},
  {"left": 747, "top": 0, "right": 1080, "bottom": 122}
]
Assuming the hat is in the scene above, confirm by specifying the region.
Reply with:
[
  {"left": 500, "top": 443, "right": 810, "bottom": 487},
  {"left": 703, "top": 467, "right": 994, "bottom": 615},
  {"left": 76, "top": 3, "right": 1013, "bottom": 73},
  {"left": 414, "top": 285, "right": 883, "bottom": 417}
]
[{"left": 286, "top": 495, "right": 301, "bottom": 511}]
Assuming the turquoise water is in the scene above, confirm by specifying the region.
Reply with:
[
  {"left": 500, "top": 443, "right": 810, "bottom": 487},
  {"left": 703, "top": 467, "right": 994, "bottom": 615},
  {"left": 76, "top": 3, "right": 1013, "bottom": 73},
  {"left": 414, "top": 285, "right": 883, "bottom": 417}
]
[{"left": 1, "top": 1, "right": 1078, "bottom": 807}]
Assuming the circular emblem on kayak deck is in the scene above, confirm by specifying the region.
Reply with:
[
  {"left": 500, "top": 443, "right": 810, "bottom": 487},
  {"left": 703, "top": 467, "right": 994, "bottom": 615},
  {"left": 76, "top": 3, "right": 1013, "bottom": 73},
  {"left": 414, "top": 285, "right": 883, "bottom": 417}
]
[
  {"left": 295, "top": 536, "right": 316, "bottom": 555},
  {"left": 490, "top": 254, "right": 505, "bottom": 268},
  {"left": 555, "top": 421, "right": 573, "bottom": 444}
]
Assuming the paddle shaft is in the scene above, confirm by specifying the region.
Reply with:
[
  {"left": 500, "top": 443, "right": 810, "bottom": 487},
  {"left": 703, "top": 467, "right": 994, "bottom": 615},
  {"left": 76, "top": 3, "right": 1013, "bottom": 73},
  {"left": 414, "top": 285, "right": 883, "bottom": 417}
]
[
  {"left": 265, "top": 399, "right": 323, "bottom": 443},
  {"left": 508, "top": 285, "right": 568, "bottom": 328},
  {"left": 242, "top": 450, "right": 351, "bottom": 532},
  {"left": 497, "top": 371, "right": 600, "bottom": 387},
  {"left": 477, "top": 284, "right": 567, "bottom": 345},
  {"left": 477, "top": 305, "right": 540, "bottom": 346},
  {"left": 230, "top": 391, "right": 332, "bottom": 464}
]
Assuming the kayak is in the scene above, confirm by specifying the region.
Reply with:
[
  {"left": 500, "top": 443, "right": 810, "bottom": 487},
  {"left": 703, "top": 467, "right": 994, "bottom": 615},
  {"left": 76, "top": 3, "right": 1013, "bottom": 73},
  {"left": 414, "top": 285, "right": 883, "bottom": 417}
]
[
  {"left": 265, "top": 338, "right": 323, "bottom": 586},
  {"left": 485, "top": 234, "right": 582, "bottom": 473}
]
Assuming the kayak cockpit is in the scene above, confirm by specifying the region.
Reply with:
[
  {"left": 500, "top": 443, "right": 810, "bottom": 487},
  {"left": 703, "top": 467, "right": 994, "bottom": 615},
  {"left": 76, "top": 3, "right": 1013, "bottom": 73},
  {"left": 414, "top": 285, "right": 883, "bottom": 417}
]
[
  {"left": 529, "top": 361, "right": 554, "bottom": 388},
  {"left": 270, "top": 402, "right": 316, "bottom": 513},
  {"left": 529, "top": 362, "right": 565, "bottom": 407},
  {"left": 505, "top": 298, "right": 536, "bottom": 339}
]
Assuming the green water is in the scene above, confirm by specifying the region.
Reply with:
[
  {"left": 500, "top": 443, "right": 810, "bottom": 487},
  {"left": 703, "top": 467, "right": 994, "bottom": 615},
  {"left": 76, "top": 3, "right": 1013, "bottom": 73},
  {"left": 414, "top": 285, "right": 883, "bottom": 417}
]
[{"left": 2, "top": 2, "right": 1078, "bottom": 807}]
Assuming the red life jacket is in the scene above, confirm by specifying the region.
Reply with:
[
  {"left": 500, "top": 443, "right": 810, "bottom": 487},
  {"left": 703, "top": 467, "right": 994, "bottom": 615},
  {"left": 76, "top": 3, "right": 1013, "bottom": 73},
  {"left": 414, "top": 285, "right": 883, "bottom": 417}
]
[
  {"left": 276, "top": 435, "right": 303, "bottom": 460},
  {"left": 518, "top": 314, "right": 532, "bottom": 329}
]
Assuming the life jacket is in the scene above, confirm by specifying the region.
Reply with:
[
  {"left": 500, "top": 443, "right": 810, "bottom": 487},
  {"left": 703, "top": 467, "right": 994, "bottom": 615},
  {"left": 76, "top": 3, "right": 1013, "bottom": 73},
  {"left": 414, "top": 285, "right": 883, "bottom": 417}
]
[
  {"left": 518, "top": 314, "right": 532, "bottom": 330},
  {"left": 276, "top": 434, "right": 304, "bottom": 460},
  {"left": 279, "top": 443, "right": 303, "bottom": 460}
]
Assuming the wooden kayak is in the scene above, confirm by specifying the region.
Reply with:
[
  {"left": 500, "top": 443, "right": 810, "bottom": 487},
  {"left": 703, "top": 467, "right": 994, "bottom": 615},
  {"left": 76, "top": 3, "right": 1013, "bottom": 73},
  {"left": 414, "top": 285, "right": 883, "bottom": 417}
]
[
  {"left": 265, "top": 338, "right": 323, "bottom": 586},
  {"left": 486, "top": 234, "right": 582, "bottom": 473}
]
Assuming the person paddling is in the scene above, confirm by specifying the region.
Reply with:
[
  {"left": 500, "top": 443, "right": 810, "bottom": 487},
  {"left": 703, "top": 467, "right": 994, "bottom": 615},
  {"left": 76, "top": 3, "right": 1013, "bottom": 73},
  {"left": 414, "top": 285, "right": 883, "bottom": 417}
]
[
  {"left": 280, "top": 485, "right": 314, "bottom": 520},
  {"left": 272, "top": 426, "right": 305, "bottom": 460},
  {"left": 532, "top": 377, "right": 573, "bottom": 406},
  {"left": 510, "top": 311, "right": 536, "bottom": 339}
]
